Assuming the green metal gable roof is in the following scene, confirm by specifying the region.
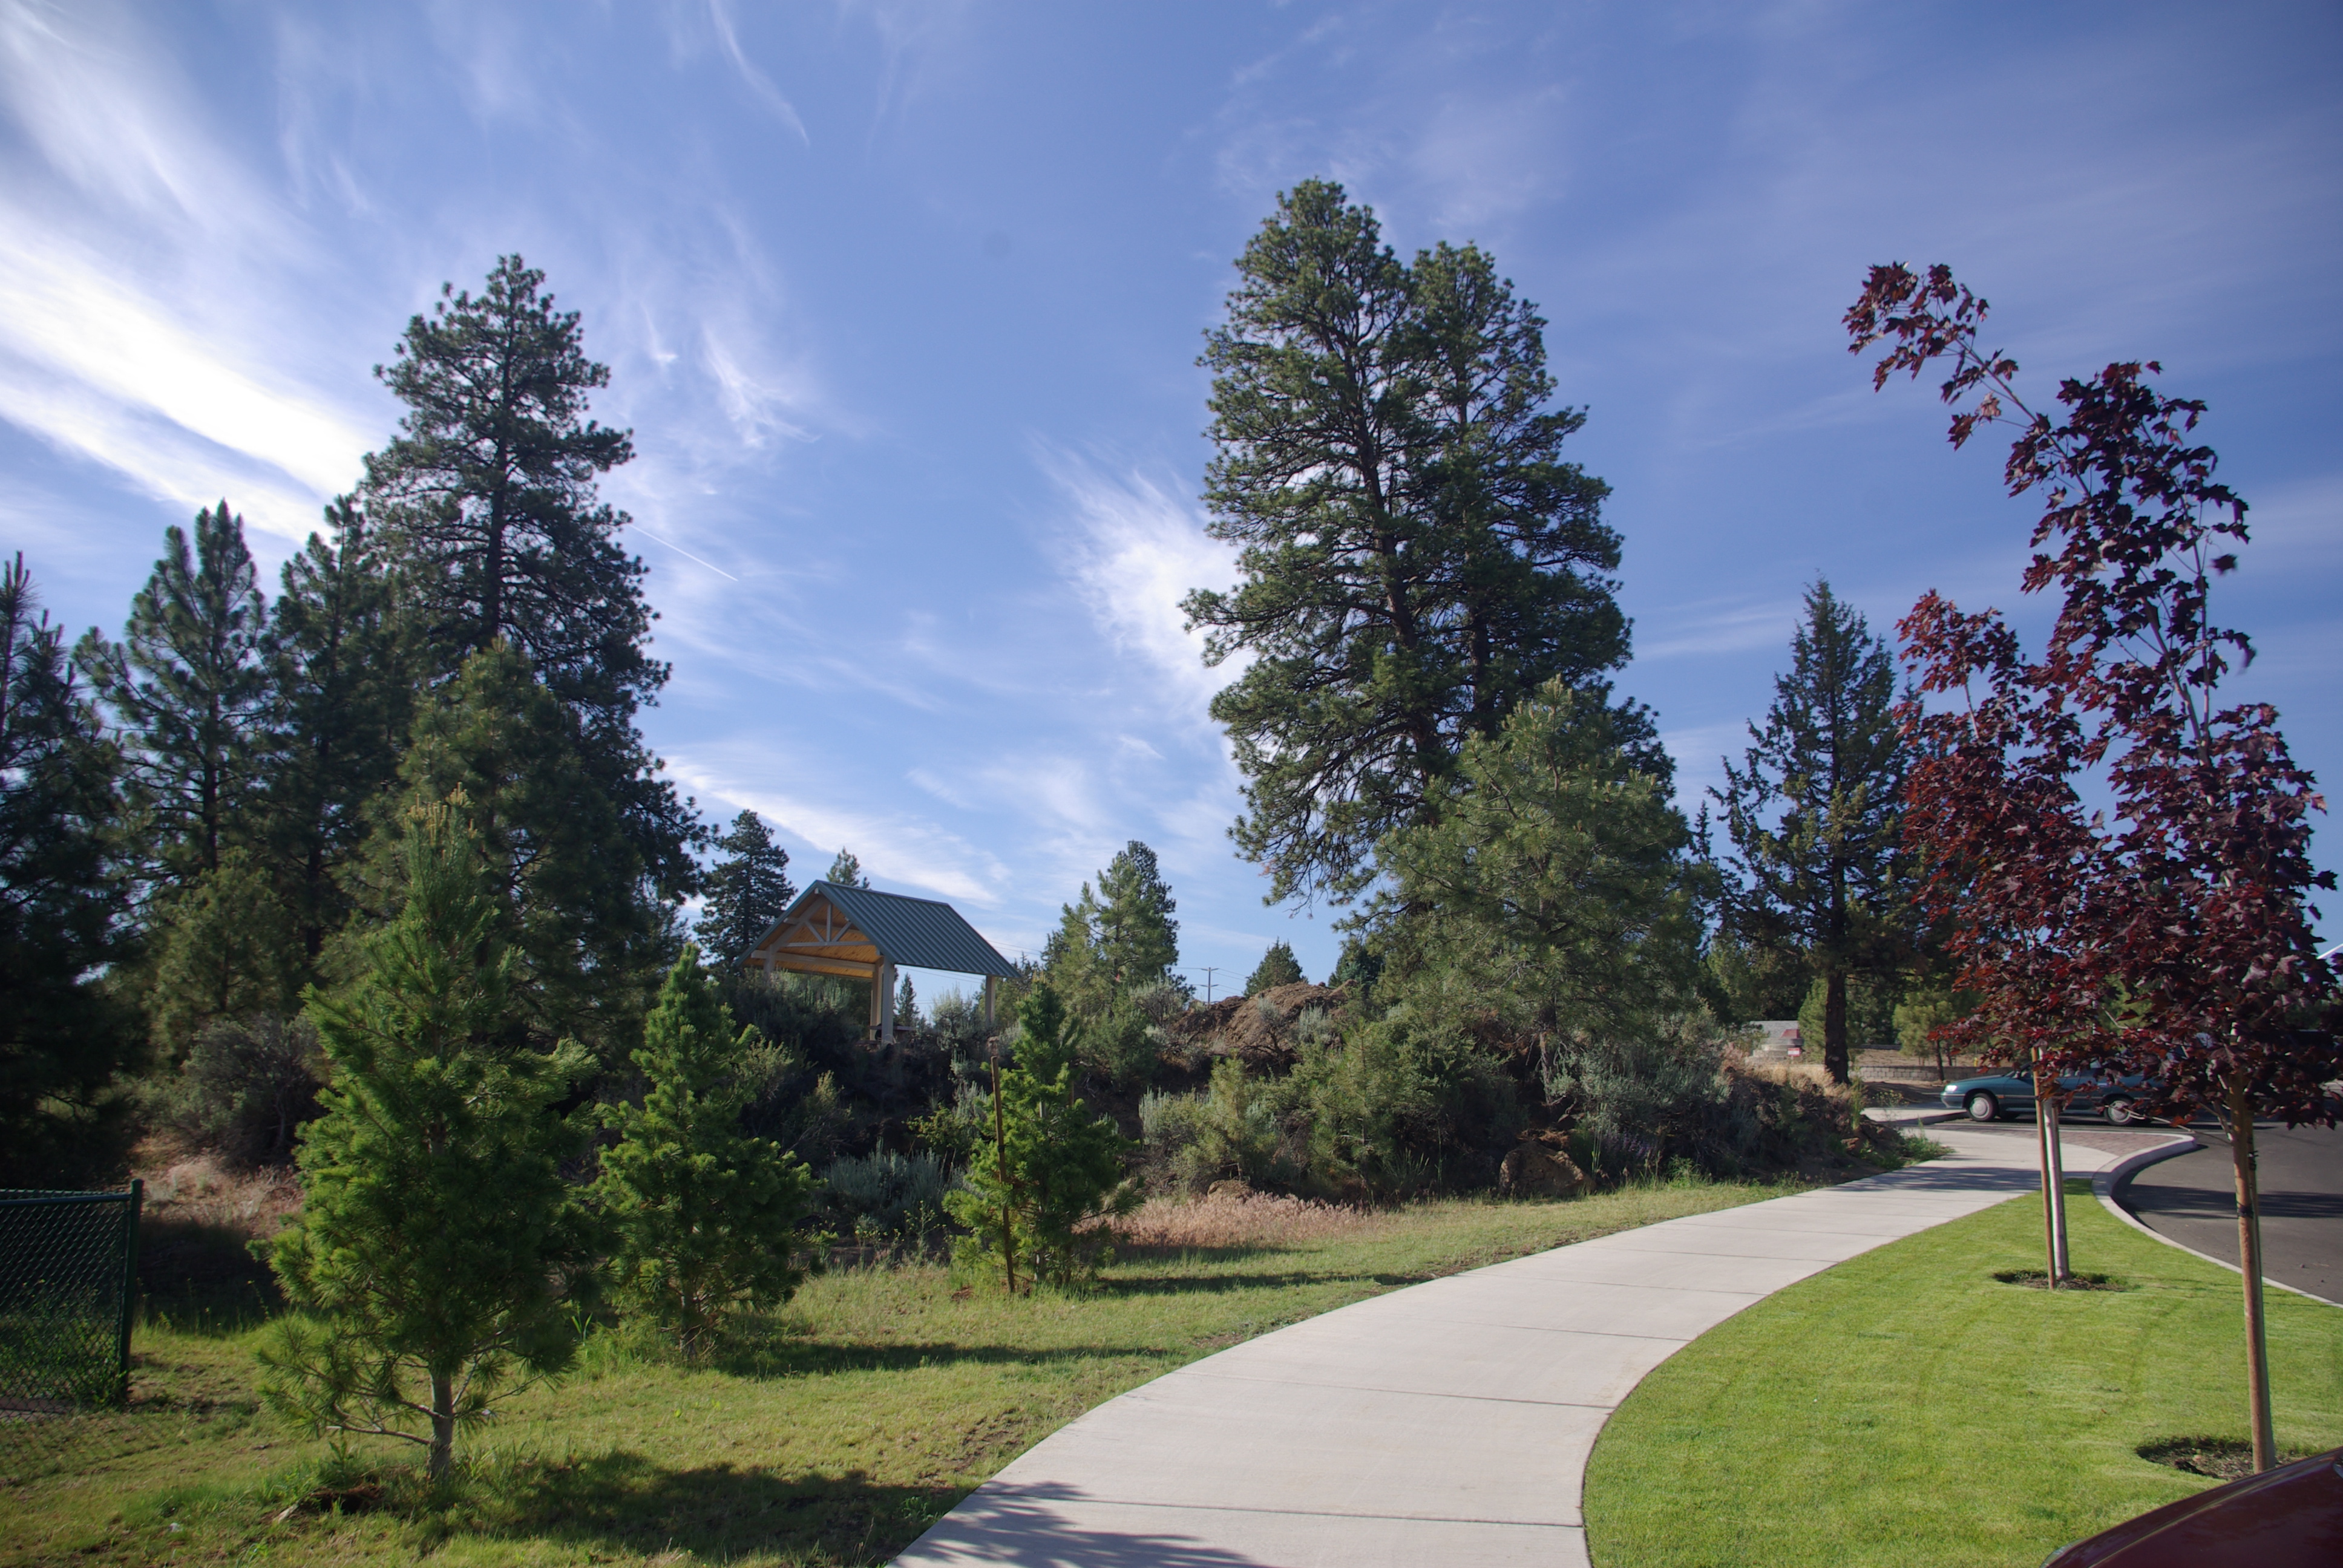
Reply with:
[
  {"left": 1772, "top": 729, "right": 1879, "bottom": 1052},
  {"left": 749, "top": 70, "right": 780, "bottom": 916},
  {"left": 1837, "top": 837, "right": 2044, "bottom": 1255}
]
[{"left": 766, "top": 881, "right": 1020, "bottom": 978}]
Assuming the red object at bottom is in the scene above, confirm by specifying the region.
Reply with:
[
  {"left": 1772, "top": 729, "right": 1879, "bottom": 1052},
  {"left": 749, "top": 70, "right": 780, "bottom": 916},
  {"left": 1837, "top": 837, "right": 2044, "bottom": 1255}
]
[{"left": 2042, "top": 1448, "right": 2343, "bottom": 1567}]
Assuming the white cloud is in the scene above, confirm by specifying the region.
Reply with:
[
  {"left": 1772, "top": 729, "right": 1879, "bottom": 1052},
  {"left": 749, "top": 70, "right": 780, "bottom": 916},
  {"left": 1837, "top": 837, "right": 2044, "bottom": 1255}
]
[
  {"left": 0, "top": 2, "right": 376, "bottom": 541},
  {"left": 700, "top": 327, "right": 819, "bottom": 449},
  {"left": 0, "top": 238, "right": 369, "bottom": 518},
  {"left": 1659, "top": 718, "right": 1752, "bottom": 814},
  {"left": 1043, "top": 449, "right": 1245, "bottom": 723},
  {"left": 706, "top": 0, "right": 810, "bottom": 145},
  {"left": 1634, "top": 595, "right": 1802, "bottom": 660},
  {"left": 0, "top": 0, "right": 259, "bottom": 229},
  {"left": 670, "top": 753, "right": 1008, "bottom": 907}
]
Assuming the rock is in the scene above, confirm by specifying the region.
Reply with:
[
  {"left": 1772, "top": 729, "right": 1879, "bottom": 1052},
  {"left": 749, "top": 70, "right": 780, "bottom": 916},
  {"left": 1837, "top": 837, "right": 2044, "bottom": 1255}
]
[
  {"left": 1499, "top": 1141, "right": 1591, "bottom": 1199},
  {"left": 1205, "top": 1179, "right": 1255, "bottom": 1200}
]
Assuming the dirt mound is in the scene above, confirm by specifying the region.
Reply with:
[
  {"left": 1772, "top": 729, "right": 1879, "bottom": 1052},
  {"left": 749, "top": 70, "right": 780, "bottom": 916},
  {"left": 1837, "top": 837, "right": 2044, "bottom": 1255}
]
[{"left": 1164, "top": 981, "right": 1352, "bottom": 1068}]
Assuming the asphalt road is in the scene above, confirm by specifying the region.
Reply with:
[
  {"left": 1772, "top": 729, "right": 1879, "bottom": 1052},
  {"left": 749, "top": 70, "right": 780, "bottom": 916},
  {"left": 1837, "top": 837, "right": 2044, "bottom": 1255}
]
[{"left": 2119, "top": 1120, "right": 2343, "bottom": 1305}]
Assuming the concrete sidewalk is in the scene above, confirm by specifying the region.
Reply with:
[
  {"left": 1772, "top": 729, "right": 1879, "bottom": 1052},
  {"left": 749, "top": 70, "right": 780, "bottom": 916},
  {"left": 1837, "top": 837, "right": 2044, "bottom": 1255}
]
[{"left": 893, "top": 1128, "right": 2178, "bottom": 1568}]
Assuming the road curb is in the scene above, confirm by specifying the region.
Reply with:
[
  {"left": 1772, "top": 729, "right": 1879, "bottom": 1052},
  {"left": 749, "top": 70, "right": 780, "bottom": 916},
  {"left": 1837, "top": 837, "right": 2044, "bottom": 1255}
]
[{"left": 2092, "top": 1133, "right": 2342, "bottom": 1309}]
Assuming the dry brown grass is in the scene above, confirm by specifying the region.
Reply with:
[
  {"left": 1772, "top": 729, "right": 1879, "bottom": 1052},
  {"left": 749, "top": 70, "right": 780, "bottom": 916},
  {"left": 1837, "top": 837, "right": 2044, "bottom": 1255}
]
[
  {"left": 135, "top": 1148, "right": 302, "bottom": 1240},
  {"left": 1103, "top": 1188, "right": 1390, "bottom": 1250}
]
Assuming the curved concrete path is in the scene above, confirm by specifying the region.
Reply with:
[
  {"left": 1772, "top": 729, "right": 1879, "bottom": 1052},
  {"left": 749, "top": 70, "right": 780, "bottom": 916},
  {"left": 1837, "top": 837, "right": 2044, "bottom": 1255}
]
[{"left": 894, "top": 1127, "right": 2181, "bottom": 1568}]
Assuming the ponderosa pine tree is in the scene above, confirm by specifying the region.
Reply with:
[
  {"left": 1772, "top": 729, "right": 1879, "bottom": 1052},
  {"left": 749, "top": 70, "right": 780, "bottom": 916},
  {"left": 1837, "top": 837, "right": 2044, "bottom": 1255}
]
[
  {"left": 700, "top": 810, "right": 795, "bottom": 968},
  {"left": 324, "top": 652, "right": 605, "bottom": 1053},
  {"left": 351, "top": 642, "right": 656, "bottom": 1056},
  {"left": 1094, "top": 840, "right": 1179, "bottom": 987},
  {"left": 1381, "top": 681, "right": 1698, "bottom": 1043},
  {"left": 0, "top": 554, "right": 138, "bottom": 1184},
  {"left": 1185, "top": 180, "right": 1640, "bottom": 903},
  {"left": 1246, "top": 940, "right": 1305, "bottom": 995},
  {"left": 945, "top": 982, "right": 1135, "bottom": 1290},
  {"left": 362, "top": 256, "right": 698, "bottom": 909},
  {"left": 264, "top": 498, "right": 414, "bottom": 969},
  {"left": 595, "top": 947, "right": 814, "bottom": 1359},
  {"left": 260, "top": 796, "right": 594, "bottom": 1479},
  {"left": 1711, "top": 581, "right": 1913, "bottom": 1083},
  {"left": 77, "top": 501, "right": 274, "bottom": 889},
  {"left": 145, "top": 848, "right": 303, "bottom": 1053}
]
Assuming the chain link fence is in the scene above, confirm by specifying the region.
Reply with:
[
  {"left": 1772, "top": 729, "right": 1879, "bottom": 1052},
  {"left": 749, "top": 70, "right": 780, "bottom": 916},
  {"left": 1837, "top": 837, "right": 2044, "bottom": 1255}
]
[{"left": 0, "top": 1183, "right": 143, "bottom": 1414}]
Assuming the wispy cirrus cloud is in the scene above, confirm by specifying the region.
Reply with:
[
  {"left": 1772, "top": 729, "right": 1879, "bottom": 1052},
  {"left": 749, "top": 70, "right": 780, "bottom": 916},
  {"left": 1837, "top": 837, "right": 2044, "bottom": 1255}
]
[
  {"left": 706, "top": 0, "right": 811, "bottom": 145},
  {"left": 1043, "top": 449, "right": 1244, "bottom": 727},
  {"left": 0, "top": 0, "right": 378, "bottom": 543},
  {"left": 668, "top": 751, "right": 1009, "bottom": 909}
]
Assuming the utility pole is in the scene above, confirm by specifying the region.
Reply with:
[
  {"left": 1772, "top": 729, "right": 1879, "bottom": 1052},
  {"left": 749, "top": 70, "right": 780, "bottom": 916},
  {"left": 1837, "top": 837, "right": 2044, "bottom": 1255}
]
[{"left": 1198, "top": 967, "right": 1219, "bottom": 1004}]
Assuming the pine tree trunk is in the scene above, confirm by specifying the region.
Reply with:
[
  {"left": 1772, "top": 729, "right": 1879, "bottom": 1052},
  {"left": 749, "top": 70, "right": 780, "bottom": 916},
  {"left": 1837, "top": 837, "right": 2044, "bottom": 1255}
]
[
  {"left": 2226, "top": 1075, "right": 2276, "bottom": 1472},
  {"left": 1823, "top": 969, "right": 1850, "bottom": 1085},
  {"left": 429, "top": 1370, "right": 456, "bottom": 1480}
]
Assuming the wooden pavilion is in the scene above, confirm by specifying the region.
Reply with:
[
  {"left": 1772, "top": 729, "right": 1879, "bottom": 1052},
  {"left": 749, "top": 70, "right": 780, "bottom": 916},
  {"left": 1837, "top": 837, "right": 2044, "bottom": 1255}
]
[{"left": 742, "top": 880, "right": 1019, "bottom": 1042}]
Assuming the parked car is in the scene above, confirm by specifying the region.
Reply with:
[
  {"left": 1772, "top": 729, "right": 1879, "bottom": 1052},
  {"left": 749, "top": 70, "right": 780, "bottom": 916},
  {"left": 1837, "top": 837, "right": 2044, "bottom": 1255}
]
[
  {"left": 2040, "top": 1446, "right": 2343, "bottom": 1566},
  {"left": 1939, "top": 1068, "right": 2149, "bottom": 1125}
]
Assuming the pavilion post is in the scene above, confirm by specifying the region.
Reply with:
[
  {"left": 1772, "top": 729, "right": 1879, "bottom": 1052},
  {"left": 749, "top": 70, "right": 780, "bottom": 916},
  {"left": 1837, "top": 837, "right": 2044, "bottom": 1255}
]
[
  {"left": 983, "top": 975, "right": 997, "bottom": 1029},
  {"left": 879, "top": 959, "right": 897, "bottom": 1045}
]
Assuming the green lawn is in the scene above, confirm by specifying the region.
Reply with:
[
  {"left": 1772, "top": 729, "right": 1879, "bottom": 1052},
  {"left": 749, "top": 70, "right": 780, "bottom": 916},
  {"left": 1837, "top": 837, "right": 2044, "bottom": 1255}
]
[
  {"left": 1584, "top": 1181, "right": 2343, "bottom": 1567},
  {"left": 3, "top": 1178, "right": 1803, "bottom": 1567}
]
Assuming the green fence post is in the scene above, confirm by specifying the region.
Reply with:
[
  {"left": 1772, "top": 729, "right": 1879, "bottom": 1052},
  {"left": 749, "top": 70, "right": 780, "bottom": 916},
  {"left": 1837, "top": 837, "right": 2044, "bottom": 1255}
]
[{"left": 114, "top": 1179, "right": 143, "bottom": 1406}]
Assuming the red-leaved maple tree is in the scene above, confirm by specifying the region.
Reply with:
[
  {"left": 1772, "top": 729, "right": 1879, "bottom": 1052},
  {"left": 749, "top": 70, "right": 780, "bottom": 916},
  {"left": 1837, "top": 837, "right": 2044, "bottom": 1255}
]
[{"left": 1847, "top": 263, "right": 2340, "bottom": 1472}]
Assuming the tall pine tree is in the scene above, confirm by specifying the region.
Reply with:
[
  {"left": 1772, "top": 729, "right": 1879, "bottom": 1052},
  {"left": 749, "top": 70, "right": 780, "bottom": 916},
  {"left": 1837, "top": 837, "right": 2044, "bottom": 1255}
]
[
  {"left": 1093, "top": 840, "right": 1179, "bottom": 987},
  {"left": 1711, "top": 580, "right": 1913, "bottom": 1083},
  {"left": 362, "top": 256, "right": 699, "bottom": 910},
  {"left": 1185, "top": 181, "right": 1639, "bottom": 904},
  {"left": 0, "top": 555, "right": 138, "bottom": 1184},
  {"left": 1245, "top": 940, "right": 1305, "bottom": 995},
  {"left": 355, "top": 642, "right": 656, "bottom": 1056},
  {"left": 264, "top": 497, "right": 413, "bottom": 969},
  {"left": 700, "top": 810, "right": 795, "bottom": 967},
  {"left": 78, "top": 501, "right": 274, "bottom": 888}
]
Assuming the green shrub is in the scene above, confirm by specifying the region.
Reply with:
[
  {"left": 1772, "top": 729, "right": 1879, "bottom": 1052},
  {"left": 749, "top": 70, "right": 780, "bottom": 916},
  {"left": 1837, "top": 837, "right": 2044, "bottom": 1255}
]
[
  {"left": 1139, "top": 1058, "right": 1310, "bottom": 1195},
  {"left": 1547, "top": 1014, "right": 1754, "bottom": 1178},
  {"left": 1292, "top": 1007, "right": 1522, "bottom": 1197},
  {"left": 1142, "top": 1007, "right": 1525, "bottom": 1200},
  {"left": 821, "top": 1150, "right": 958, "bottom": 1238},
  {"left": 160, "top": 1013, "right": 323, "bottom": 1168}
]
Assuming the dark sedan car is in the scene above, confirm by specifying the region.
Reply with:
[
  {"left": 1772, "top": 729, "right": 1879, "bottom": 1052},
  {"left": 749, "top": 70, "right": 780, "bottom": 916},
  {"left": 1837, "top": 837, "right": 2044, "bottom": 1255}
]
[{"left": 1940, "top": 1070, "right": 2149, "bottom": 1125}]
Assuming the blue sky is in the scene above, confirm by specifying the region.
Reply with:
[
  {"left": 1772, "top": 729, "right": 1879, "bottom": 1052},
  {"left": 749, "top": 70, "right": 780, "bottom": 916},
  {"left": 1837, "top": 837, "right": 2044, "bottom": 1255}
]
[{"left": 4, "top": 0, "right": 2338, "bottom": 1001}]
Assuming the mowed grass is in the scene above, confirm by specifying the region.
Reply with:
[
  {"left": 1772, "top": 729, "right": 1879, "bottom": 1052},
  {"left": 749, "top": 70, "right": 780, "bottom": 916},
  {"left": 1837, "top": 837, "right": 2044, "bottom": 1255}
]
[
  {"left": 3, "top": 1178, "right": 1805, "bottom": 1567},
  {"left": 1584, "top": 1180, "right": 2343, "bottom": 1568}
]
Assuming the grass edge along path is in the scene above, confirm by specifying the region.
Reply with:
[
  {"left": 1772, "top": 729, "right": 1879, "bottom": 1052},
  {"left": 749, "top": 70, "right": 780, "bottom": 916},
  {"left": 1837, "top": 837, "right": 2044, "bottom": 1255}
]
[
  {"left": 1582, "top": 1180, "right": 2343, "bottom": 1568},
  {"left": 7, "top": 1176, "right": 1810, "bottom": 1568}
]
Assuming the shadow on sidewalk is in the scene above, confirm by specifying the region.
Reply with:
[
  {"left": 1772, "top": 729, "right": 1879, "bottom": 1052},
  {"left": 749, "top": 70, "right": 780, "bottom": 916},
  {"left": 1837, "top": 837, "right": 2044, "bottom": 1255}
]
[{"left": 901, "top": 1478, "right": 1322, "bottom": 1566}]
